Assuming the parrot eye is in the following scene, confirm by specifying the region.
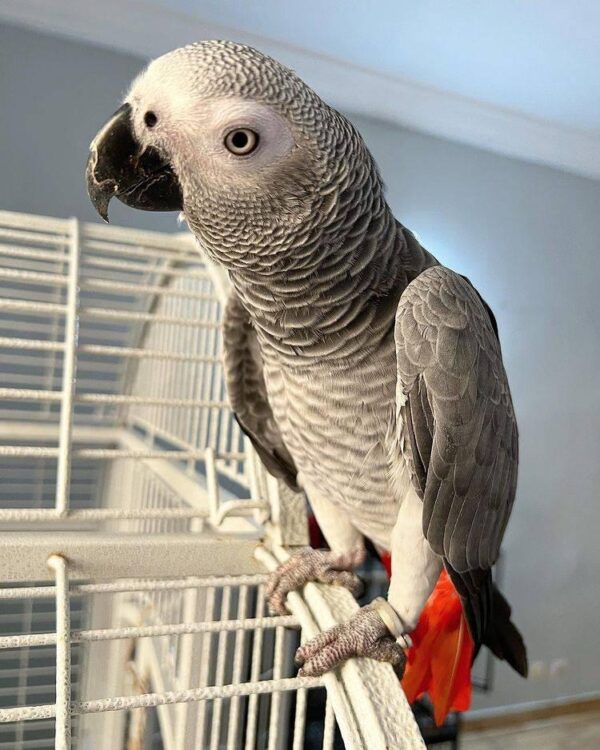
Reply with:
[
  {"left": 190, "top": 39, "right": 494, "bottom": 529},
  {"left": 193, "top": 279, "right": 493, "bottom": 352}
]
[
  {"left": 144, "top": 111, "right": 158, "bottom": 128},
  {"left": 224, "top": 128, "right": 259, "bottom": 155}
]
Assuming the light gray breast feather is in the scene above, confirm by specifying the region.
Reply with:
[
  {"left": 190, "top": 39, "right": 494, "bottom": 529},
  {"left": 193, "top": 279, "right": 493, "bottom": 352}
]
[{"left": 394, "top": 265, "right": 518, "bottom": 574}]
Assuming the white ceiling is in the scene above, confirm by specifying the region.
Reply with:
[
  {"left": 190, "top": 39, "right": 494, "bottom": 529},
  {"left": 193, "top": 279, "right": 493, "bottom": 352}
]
[
  {"left": 167, "top": 0, "right": 600, "bottom": 133},
  {"left": 1, "top": 0, "right": 599, "bottom": 179}
]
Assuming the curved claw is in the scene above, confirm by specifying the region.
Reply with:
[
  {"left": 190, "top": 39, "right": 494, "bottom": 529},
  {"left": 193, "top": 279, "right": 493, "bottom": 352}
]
[
  {"left": 265, "top": 546, "right": 365, "bottom": 615},
  {"left": 295, "top": 603, "right": 407, "bottom": 678}
]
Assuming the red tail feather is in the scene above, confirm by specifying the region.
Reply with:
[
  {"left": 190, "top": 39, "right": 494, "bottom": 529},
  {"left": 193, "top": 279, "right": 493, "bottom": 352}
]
[{"left": 379, "top": 553, "right": 473, "bottom": 725}]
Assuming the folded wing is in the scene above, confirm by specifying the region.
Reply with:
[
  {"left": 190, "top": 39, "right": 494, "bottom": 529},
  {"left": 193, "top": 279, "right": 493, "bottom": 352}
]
[{"left": 222, "top": 290, "right": 299, "bottom": 491}]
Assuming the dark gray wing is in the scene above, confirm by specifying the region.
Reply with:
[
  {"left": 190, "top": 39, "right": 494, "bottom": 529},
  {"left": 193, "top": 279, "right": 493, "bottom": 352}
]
[
  {"left": 222, "top": 290, "right": 299, "bottom": 491},
  {"left": 395, "top": 265, "right": 519, "bottom": 645}
]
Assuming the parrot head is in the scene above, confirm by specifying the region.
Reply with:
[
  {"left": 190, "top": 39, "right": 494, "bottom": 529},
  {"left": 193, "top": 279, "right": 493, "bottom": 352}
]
[{"left": 86, "top": 40, "right": 378, "bottom": 270}]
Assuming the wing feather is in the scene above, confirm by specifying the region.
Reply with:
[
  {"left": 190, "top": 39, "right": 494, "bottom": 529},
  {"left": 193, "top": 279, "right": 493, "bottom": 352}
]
[
  {"left": 395, "top": 265, "right": 519, "bottom": 642},
  {"left": 222, "top": 290, "right": 299, "bottom": 491}
]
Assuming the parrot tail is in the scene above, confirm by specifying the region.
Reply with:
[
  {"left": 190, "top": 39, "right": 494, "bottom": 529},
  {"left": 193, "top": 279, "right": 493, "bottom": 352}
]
[
  {"left": 481, "top": 583, "right": 529, "bottom": 678},
  {"left": 379, "top": 553, "right": 528, "bottom": 726},
  {"left": 444, "top": 564, "right": 528, "bottom": 680}
]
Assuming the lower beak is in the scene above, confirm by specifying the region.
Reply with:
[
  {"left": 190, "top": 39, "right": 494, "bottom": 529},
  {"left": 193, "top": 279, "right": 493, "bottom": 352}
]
[{"left": 85, "top": 103, "right": 183, "bottom": 222}]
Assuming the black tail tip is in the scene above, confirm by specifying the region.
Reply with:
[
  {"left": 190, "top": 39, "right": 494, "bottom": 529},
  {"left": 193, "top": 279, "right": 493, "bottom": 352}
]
[{"left": 485, "top": 585, "right": 528, "bottom": 677}]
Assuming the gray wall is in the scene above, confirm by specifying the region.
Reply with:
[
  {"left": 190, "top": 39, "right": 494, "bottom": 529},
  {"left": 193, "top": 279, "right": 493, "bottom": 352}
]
[{"left": 1, "top": 22, "right": 599, "bottom": 713}]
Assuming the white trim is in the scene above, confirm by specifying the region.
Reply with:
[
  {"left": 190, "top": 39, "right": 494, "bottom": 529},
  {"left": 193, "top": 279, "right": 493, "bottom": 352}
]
[
  {"left": 2, "top": 1, "right": 600, "bottom": 180},
  {"left": 466, "top": 690, "right": 600, "bottom": 721}
]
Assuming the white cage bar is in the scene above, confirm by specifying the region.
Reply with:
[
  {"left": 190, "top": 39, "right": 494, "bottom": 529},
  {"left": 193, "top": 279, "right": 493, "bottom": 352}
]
[{"left": 0, "top": 209, "right": 424, "bottom": 750}]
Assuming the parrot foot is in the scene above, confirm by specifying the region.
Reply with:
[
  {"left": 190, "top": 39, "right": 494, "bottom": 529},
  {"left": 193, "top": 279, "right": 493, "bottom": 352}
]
[
  {"left": 265, "top": 546, "right": 365, "bottom": 615},
  {"left": 295, "top": 602, "right": 407, "bottom": 677}
]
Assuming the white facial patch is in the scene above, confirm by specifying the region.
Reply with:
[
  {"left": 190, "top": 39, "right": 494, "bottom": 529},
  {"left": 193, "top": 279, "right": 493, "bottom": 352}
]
[
  {"left": 126, "top": 55, "right": 296, "bottom": 179},
  {"left": 125, "top": 59, "right": 199, "bottom": 151},
  {"left": 168, "top": 97, "right": 296, "bottom": 180}
]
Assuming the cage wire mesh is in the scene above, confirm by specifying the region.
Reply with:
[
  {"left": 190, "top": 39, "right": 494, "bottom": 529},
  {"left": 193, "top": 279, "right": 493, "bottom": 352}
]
[{"left": 0, "top": 209, "right": 424, "bottom": 750}]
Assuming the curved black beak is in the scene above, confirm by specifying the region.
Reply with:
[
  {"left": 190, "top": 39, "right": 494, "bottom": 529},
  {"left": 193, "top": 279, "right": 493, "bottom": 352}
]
[{"left": 86, "top": 103, "right": 183, "bottom": 222}]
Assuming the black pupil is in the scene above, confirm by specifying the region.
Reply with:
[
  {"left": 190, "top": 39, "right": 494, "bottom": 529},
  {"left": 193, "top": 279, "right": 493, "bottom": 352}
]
[
  {"left": 144, "top": 111, "right": 158, "bottom": 127},
  {"left": 231, "top": 130, "right": 249, "bottom": 149}
]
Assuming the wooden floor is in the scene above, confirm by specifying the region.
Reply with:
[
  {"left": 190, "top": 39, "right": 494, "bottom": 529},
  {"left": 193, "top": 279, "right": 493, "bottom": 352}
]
[{"left": 461, "top": 711, "right": 600, "bottom": 749}]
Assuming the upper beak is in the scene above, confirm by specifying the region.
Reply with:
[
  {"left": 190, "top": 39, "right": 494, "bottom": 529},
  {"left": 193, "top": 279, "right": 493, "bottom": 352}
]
[{"left": 85, "top": 102, "right": 183, "bottom": 222}]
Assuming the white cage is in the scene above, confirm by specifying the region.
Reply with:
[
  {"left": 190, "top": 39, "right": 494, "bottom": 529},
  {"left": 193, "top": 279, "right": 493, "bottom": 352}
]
[{"left": 0, "top": 209, "right": 424, "bottom": 750}]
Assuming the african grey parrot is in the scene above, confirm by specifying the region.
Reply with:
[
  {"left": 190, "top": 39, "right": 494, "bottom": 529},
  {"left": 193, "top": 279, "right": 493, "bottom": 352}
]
[{"left": 86, "top": 41, "right": 527, "bottom": 698}]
